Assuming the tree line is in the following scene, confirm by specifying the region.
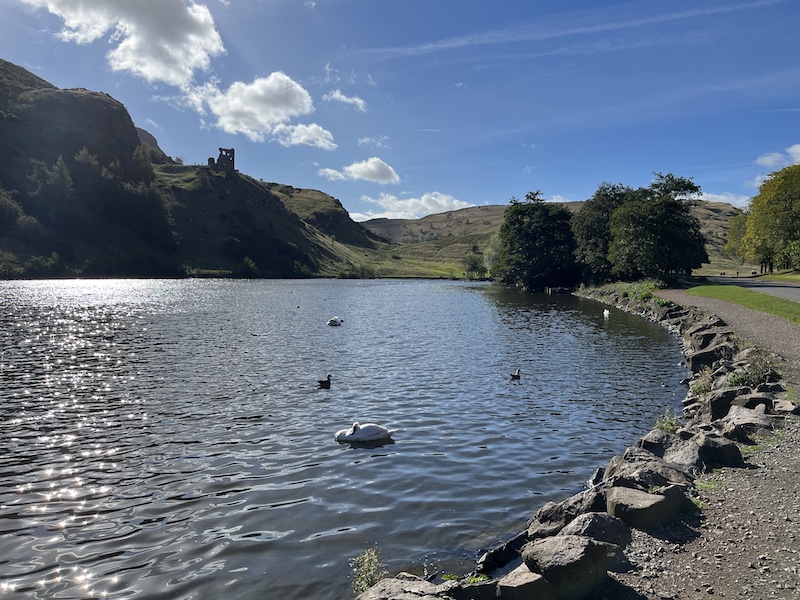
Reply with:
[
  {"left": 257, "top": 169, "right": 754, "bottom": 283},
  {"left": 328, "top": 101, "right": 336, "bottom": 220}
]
[
  {"left": 489, "top": 173, "right": 709, "bottom": 290},
  {"left": 724, "top": 163, "right": 800, "bottom": 273}
]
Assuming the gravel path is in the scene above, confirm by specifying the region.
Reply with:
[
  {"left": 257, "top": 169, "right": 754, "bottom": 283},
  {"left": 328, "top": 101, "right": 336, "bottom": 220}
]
[{"left": 587, "top": 290, "right": 800, "bottom": 600}]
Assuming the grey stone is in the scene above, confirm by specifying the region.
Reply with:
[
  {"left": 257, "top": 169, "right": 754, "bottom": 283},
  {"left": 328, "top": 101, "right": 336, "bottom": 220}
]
[
  {"left": 527, "top": 487, "right": 606, "bottom": 539},
  {"left": 522, "top": 535, "right": 607, "bottom": 600},
  {"left": 606, "top": 484, "right": 687, "bottom": 530},
  {"left": 496, "top": 564, "right": 556, "bottom": 600},
  {"left": 559, "top": 511, "right": 632, "bottom": 547}
]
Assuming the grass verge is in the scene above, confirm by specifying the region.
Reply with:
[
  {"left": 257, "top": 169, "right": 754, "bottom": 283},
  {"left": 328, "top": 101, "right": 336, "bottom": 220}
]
[{"left": 686, "top": 284, "right": 800, "bottom": 324}]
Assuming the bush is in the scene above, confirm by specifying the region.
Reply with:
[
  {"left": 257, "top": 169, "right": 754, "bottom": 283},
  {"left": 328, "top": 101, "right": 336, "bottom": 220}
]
[
  {"left": 350, "top": 547, "right": 388, "bottom": 596},
  {"left": 725, "top": 353, "right": 777, "bottom": 388},
  {"left": 654, "top": 407, "right": 681, "bottom": 434}
]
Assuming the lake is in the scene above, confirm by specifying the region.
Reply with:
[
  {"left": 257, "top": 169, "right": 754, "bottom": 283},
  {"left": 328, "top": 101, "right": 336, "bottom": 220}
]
[{"left": 0, "top": 279, "right": 688, "bottom": 599}]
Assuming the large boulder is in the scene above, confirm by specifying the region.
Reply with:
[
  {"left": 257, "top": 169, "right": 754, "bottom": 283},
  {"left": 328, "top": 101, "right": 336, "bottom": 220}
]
[
  {"left": 603, "top": 447, "right": 694, "bottom": 490},
  {"left": 686, "top": 341, "right": 736, "bottom": 372},
  {"left": 691, "top": 431, "right": 744, "bottom": 467},
  {"left": 527, "top": 487, "right": 606, "bottom": 539},
  {"left": 638, "top": 429, "right": 703, "bottom": 473},
  {"left": 716, "top": 404, "right": 776, "bottom": 443},
  {"left": 558, "top": 512, "right": 632, "bottom": 548},
  {"left": 521, "top": 535, "right": 607, "bottom": 600},
  {"left": 606, "top": 484, "right": 688, "bottom": 530},
  {"left": 355, "top": 573, "right": 451, "bottom": 600},
  {"left": 496, "top": 564, "right": 556, "bottom": 600},
  {"left": 693, "top": 386, "right": 751, "bottom": 422}
]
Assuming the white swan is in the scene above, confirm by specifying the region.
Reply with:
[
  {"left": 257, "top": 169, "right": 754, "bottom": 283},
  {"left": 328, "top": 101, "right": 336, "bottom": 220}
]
[
  {"left": 603, "top": 309, "right": 610, "bottom": 319},
  {"left": 327, "top": 316, "right": 344, "bottom": 326},
  {"left": 334, "top": 422, "right": 397, "bottom": 443}
]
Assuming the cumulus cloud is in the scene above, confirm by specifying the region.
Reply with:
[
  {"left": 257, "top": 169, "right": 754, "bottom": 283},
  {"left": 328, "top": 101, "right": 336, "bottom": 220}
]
[
  {"left": 754, "top": 143, "right": 800, "bottom": 169},
  {"left": 323, "top": 89, "right": 367, "bottom": 112},
  {"left": 319, "top": 157, "right": 400, "bottom": 184},
  {"left": 187, "top": 73, "right": 336, "bottom": 148},
  {"left": 349, "top": 191, "right": 473, "bottom": 221},
  {"left": 22, "top": 0, "right": 225, "bottom": 88},
  {"left": 22, "top": 0, "right": 335, "bottom": 149}
]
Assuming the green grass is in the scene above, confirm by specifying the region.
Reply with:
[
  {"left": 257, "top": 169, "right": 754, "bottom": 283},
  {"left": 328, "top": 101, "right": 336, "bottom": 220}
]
[
  {"left": 758, "top": 271, "right": 800, "bottom": 284},
  {"left": 687, "top": 284, "right": 800, "bottom": 324}
]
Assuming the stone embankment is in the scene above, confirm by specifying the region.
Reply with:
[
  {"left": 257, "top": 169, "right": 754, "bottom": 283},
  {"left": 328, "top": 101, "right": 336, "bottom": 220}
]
[{"left": 357, "top": 287, "right": 800, "bottom": 600}]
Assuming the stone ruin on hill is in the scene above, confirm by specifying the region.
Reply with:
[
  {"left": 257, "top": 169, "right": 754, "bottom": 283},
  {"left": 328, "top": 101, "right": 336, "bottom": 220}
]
[{"left": 208, "top": 147, "right": 235, "bottom": 171}]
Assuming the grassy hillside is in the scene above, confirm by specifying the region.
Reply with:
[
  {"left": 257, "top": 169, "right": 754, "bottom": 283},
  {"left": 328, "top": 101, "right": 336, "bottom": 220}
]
[{"left": 359, "top": 200, "right": 751, "bottom": 278}]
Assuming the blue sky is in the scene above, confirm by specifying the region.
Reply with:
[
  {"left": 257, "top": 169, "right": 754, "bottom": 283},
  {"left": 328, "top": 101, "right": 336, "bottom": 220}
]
[{"left": 2, "top": 0, "right": 799, "bottom": 221}]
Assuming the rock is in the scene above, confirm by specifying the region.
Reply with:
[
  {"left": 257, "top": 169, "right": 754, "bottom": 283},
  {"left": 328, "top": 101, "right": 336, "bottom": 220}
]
[
  {"left": 716, "top": 405, "right": 776, "bottom": 443},
  {"left": 527, "top": 487, "right": 606, "bottom": 539},
  {"left": 604, "top": 447, "right": 694, "bottom": 489},
  {"left": 475, "top": 530, "right": 528, "bottom": 575},
  {"left": 732, "top": 392, "right": 775, "bottom": 413},
  {"left": 686, "top": 341, "right": 736, "bottom": 372},
  {"left": 496, "top": 564, "right": 556, "bottom": 600},
  {"left": 355, "top": 573, "right": 449, "bottom": 600},
  {"left": 638, "top": 429, "right": 703, "bottom": 473},
  {"left": 447, "top": 578, "right": 498, "bottom": 600},
  {"left": 691, "top": 431, "right": 744, "bottom": 467},
  {"left": 522, "top": 535, "right": 607, "bottom": 600},
  {"left": 774, "top": 399, "right": 800, "bottom": 415},
  {"left": 693, "top": 386, "right": 750, "bottom": 422},
  {"left": 689, "top": 328, "right": 734, "bottom": 352},
  {"left": 558, "top": 512, "right": 632, "bottom": 548},
  {"left": 606, "top": 484, "right": 688, "bottom": 530}
]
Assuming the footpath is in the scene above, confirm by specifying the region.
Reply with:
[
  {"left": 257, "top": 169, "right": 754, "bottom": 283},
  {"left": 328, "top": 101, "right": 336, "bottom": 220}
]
[{"left": 588, "top": 289, "right": 800, "bottom": 599}]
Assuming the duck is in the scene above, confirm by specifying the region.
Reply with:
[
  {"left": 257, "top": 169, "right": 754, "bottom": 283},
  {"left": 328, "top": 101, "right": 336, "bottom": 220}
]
[
  {"left": 603, "top": 309, "right": 610, "bottom": 319},
  {"left": 327, "top": 316, "right": 344, "bottom": 326},
  {"left": 510, "top": 368, "right": 521, "bottom": 380},
  {"left": 334, "top": 422, "right": 397, "bottom": 443},
  {"left": 317, "top": 374, "right": 332, "bottom": 389}
]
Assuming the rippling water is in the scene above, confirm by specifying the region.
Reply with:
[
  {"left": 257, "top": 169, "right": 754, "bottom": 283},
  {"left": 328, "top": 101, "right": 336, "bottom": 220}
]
[{"left": 0, "top": 279, "right": 687, "bottom": 599}]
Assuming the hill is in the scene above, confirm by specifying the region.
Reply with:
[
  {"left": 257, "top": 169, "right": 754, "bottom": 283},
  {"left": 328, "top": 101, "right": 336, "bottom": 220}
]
[
  {"left": 0, "top": 57, "right": 746, "bottom": 280},
  {"left": 0, "top": 58, "right": 375, "bottom": 278},
  {"left": 360, "top": 200, "right": 748, "bottom": 277}
]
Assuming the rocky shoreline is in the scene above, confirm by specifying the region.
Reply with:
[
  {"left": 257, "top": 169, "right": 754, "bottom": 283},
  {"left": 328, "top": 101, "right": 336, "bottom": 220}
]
[{"left": 357, "top": 286, "right": 800, "bottom": 600}]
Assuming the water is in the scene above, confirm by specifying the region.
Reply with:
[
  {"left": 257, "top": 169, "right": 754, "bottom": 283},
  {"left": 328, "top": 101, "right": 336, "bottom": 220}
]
[{"left": 0, "top": 279, "right": 688, "bottom": 599}]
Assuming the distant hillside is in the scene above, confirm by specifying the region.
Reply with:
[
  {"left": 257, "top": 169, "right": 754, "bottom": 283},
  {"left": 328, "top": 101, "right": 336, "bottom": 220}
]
[
  {"left": 0, "top": 58, "right": 367, "bottom": 278},
  {"left": 362, "top": 200, "right": 747, "bottom": 277}
]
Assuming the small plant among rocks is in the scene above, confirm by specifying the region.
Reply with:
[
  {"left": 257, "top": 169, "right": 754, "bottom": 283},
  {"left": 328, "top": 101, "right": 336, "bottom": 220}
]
[
  {"left": 724, "top": 352, "right": 778, "bottom": 388},
  {"left": 654, "top": 407, "right": 681, "bottom": 434},
  {"left": 351, "top": 547, "right": 388, "bottom": 597},
  {"left": 689, "top": 367, "right": 713, "bottom": 397}
]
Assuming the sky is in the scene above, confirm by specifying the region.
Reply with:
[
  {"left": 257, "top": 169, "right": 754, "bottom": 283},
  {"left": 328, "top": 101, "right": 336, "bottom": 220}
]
[{"left": 2, "top": 0, "right": 799, "bottom": 221}]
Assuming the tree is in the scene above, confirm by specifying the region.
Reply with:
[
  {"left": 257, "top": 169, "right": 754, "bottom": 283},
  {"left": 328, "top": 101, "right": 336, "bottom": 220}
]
[
  {"left": 571, "top": 182, "right": 631, "bottom": 282},
  {"left": 739, "top": 163, "right": 800, "bottom": 272},
  {"left": 607, "top": 175, "right": 707, "bottom": 279},
  {"left": 494, "top": 191, "right": 578, "bottom": 290}
]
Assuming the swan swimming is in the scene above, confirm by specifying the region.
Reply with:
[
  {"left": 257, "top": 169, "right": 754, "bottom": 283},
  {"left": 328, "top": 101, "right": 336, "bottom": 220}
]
[
  {"left": 334, "top": 422, "right": 397, "bottom": 443},
  {"left": 327, "top": 316, "right": 344, "bottom": 326},
  {"left": 510, "top": 368, "right": 521, "bottom": 380},
  {"left": 318, "top": 374, "right": 332, "bottom": 389},
  {"left": 603, "top": 309, "right": 610, "bottom": 319}
]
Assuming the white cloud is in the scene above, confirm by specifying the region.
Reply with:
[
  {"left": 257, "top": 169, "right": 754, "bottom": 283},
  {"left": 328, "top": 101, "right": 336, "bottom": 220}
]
[
  {"left": 21, "top": 0, "right": 225, "bottom": 88},
  {"left": 699, "top": 192, "right": 751, "bottom": 209},
  {"left": 273, "top": 123, "right": 337, "bottom": 150},
  {"left": 754, "top": 143, "right": 800, "bottom": 169},
  {"left": 323, "top": 89, "right": 366, "bottom": 111},
  {"left": 349, "top": 191, "right": 473, "bottom": 221},
  {"left": 319, "top": 157, "right": 400, "bottom": 184},
  {"left": 188, "top": 73, "right": 335, "bottom": 148},
  {"left": 357, "top": 135, "right": 389, "bottom": 148}
]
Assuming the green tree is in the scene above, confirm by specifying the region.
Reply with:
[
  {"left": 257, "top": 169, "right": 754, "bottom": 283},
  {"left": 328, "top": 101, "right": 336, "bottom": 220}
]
[
  {"left": 494, "top": 191, "right": 578, "bottom": 290},
  {"left": 462, "top": 252, "right": 486, "bottom": 280},
  {"left": 571, "top": 182, "right": 631, "bottom": 282},
  {"left": 739, "top": 163, "right": 800, "bottom": 272},
  {"left": 607, "top": 175, "right": 707, "bottom": 279}
]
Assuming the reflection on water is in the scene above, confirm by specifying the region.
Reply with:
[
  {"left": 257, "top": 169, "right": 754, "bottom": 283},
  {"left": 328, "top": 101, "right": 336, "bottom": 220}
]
[{"left": 0, "top": 279, "right": 687, "bottom": 599}]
